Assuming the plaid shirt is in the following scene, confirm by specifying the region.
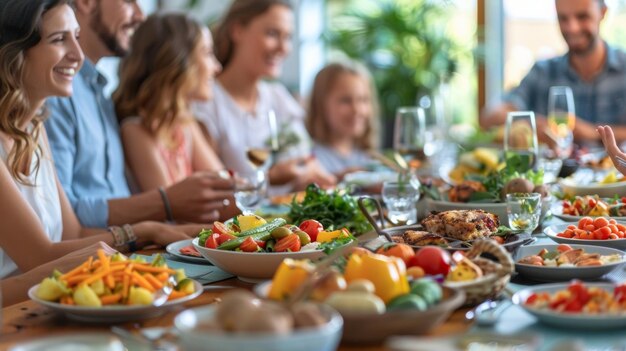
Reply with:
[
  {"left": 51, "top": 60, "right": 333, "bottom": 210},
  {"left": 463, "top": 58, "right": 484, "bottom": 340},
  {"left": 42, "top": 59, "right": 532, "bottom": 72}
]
[{"left": 504, "top": 42, "right": 626, "bottom": 125}]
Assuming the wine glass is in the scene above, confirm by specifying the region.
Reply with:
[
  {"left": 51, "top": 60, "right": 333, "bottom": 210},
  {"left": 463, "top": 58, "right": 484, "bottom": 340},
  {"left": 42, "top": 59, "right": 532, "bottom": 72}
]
[
  {"left": 504, "top": 111, "right": 539, "bottom": 172},
  {"left": 245, "top": 109, "right": 280, "bottom": 171},
  {"left": 547, "top": 86, "right": 575, "bottom": 159},
  {"left": 393, "top": 106, "right": 426, "bottom": 167},
  {"left": 418, "top": 93, "right": 445, "bottom": 158},
  {"left": 234, "top": 169, "right": 267, "bottom": 214}
]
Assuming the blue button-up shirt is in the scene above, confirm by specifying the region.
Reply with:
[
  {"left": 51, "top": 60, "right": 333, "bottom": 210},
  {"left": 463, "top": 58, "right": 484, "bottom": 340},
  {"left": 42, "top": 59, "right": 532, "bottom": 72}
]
[
  {"left": 505, "top": 43, "right": 626, "bottom": 125},
  {"left": 45, "top": 59, "right": 130, "bottom": 228}
]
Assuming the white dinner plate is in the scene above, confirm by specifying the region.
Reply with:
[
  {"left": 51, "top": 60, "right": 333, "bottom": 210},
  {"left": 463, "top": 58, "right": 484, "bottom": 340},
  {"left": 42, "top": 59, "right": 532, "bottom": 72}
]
[
  {"left": 559, "top": 177, "right": 626, "bottom": 198},
  {"left": 512, "top": 282, "right": 626, "bottom": 329},
  {"left": 550, "top": 202, "right": 626, "bottom": 222},
  {"left": 544, "top": 223, "right": 626, "bottom": 250},
  {"left": 166, "top": 239, "right": 212, "bottom": 265},
  {"left": 513, "top": 243, "right": 625, "bottom": 282},
  {"left": 28, "top": 280, "right": 202, "bottom": 323},
  {"left": 9, "top": 333, "right": 125, "bottom": 351}
]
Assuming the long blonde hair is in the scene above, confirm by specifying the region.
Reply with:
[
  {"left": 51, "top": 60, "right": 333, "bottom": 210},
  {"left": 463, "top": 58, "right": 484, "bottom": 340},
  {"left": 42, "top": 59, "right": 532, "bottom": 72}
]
[
  {"left": 113, "top": 13, "right": 205, "bottom": 137},
  {"left": 0, "top": 0, "right": 69, "bottom": 185},
  {"left": 306, "top": 61, "right": 380, "bottom": 150},
  {"left": 214, "top": 0, "right": 292, "bottom": 69}
]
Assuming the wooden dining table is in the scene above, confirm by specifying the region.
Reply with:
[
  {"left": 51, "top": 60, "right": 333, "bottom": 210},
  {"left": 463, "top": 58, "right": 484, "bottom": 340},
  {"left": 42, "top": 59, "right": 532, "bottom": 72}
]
[{"left": 0, "top": 248, "right": 473, "bottom": 350}]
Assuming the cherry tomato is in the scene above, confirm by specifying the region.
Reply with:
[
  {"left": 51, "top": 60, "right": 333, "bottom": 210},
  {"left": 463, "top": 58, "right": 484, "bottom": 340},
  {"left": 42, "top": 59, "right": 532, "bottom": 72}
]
[
  {"left": 299, "top": 220, "right": 324, "bottom": 242},
  {"left": 275, "top": 234, "right": 302, "bottom": 252},
  {"left": 239, "top": 237, "right": 260, "bottom": 252},
  {"left": 213, "top": 221, "right": 235, "bottom": 236},
  {"left": 614, "top": 284, "right": 626, "bottom": 303},
  {"left": 407, "top": 246, "right": 451, "bottom": 276},
  {"left": 205, "top": 233, "right": 220, "bottom": 249},
  {"left": 376, "top": 243, "right": 415, "bottom": 264},
  {"left": 217, "top": 233, "right": 236, "bottom": 245}
]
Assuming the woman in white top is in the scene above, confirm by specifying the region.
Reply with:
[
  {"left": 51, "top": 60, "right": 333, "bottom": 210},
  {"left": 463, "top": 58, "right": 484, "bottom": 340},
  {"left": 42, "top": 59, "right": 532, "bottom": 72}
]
[
  {"left": 0, "top": 0, "right": 201, "bottom": 303},
  {"left": 193, "top": 0, "right": 336, "bottom": 190}
]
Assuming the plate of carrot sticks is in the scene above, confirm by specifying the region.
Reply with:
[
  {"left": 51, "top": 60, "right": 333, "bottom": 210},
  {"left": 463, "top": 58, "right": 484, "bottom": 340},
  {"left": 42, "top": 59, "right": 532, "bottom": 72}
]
[{"left": 27, "top": 249, "right": 202, "bottom": 322}]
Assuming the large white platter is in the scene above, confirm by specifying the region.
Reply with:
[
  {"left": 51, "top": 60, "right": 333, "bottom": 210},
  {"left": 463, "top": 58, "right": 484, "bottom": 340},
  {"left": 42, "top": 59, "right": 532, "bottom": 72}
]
[
  {"left": 512, "top": 282, "right": 626, "bottom": 329},
  {"left": 513, "top": 243, "right": 625, "bottom": 282},
  {"left": 544, "top": 223, "right": 626, "bottom": 250},
  {"left": 28, "top": 280, "right": 202, "bottom": 323}
]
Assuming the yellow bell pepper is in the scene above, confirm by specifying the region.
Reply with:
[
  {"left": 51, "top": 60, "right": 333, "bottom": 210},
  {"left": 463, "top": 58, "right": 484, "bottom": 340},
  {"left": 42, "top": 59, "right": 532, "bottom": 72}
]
[
  {"left": 316, "top": 228, "right": 350, "bottom": 243},
  {"left": 344, "top": 252, "right": 409, "bottom": 303},
  {"left": 268, "top": 258, "right": 314, "bottom": 300}
]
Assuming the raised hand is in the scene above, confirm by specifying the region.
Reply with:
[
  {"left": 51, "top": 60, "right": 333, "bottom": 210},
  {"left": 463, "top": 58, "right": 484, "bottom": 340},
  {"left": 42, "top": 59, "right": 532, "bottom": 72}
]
[{"left": 597, "top": 125, "right": 626, "bottom": 175}]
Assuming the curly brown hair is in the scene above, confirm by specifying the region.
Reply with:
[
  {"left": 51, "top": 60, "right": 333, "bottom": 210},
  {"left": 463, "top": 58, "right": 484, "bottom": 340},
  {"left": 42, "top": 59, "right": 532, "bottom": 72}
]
[
  {"left": 0, "top": 0, "right": 69, "bottom": 185},
  {"left": 113, "top": 13, "right": 205, "bottom": 137}
]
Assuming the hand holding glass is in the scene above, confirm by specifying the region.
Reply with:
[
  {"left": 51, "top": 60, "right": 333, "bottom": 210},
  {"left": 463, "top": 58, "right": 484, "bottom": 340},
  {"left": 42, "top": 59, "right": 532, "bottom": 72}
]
[
  {"left": 382, "top": 177, "right": 421, "bottom": 225},
  {"left": 506, "top": 193, "right": 542, "bottom": 233},
  {"left": 234, "top": 170, "right": 267, "bottom": 215}
]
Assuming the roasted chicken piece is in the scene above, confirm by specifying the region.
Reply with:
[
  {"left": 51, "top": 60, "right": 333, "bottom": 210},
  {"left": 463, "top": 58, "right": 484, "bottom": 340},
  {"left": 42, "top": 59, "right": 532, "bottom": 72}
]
[
  {"left": 401, "top": 230, "right": 448, "bottom": 246},
  {"left": 421, "top": 210, "right": 500, "bottom": 241},
  {"left": 448, "top": 180, "right": 486, "bottom": 203}
]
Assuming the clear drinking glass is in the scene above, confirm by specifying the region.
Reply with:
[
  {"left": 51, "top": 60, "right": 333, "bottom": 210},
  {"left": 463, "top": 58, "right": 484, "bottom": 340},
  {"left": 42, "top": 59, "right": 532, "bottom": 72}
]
[
  {"left": 504, "top": 111, "right": 539, "bottom": 172},
  {"left": 234, "top": 169, "right": 267, "bottom": 214},
  {"left": 506, "top": 192, "right": 542, "bottom": 233},
  {"left": 547, "top": 86, "right": 575, "bottom": 159},
  {"left": 381, "top": 177, "right": 421, "bottom": 225},
  {"left": 393, "top": 107, "right": 426, "bottom": 165},
  {"left": 418, "top": 94, "right": 445, "bottom": 157}
]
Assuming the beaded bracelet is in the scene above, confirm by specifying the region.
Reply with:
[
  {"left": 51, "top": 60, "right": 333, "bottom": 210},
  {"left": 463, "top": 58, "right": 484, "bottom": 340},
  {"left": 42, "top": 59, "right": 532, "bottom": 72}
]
[
  {"left": 108, "top": 226, "right": 126, "bottom": 248},
  {"left": 122, "top": 224, "right": 138, "bottom": 252},
  {"left": 158, "top": 187, "right": 174, "bottom": 222}
]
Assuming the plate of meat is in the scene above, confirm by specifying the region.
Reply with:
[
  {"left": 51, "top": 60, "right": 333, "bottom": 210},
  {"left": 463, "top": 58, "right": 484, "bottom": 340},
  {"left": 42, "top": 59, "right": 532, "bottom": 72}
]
[{"left": 166, "top": 239, "right": 212, "bottom": 264}]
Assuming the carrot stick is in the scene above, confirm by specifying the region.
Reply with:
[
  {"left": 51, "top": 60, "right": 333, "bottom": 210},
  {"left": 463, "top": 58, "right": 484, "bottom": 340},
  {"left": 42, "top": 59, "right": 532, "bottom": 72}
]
[
  {"left": 65, "top": 274, "right": 92, "bottom": 286},
  {"left": 122, "top": 263, "right": 133, "bottom": 299},
  {"left": 144, "top": 273, "right": 164, "bottom": 290},
  {"left": 132, "top": 272, "right": 155, "bottom": 292},
  {"left": 105, "top": 274, "right": 115, "bottom": 289},
  {"left": 81, "top": 265, "right": 124, "bottom": 286},
  {"left": 134, "top": 265, "right": 176, "bottom": 274},
  {"left": 100, "top": 293, "right": 122, "bottom": 305},
  {"left": 156, "top": 271, "right": 169, "bottom": 282},
  {"left": 60, "top": 260, "right": 91, "bottom": 280},
  {"left": 168, "top": 290, "right": 186, "bottom": 301},
  {"left": 97, "top": 249, "right": 109, "bottom": 272}
]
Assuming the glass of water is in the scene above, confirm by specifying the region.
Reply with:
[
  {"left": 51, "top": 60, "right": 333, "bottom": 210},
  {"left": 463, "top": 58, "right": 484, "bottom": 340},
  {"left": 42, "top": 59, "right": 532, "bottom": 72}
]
[
  {"left": 382, "top": 177, "right": 421, "bottom": 225},
  {"left": 234, "top": 169, "right": 267, "bottom": 214},
  {"left": 506, "top": 193, "right": 542, "bottom": 233}
]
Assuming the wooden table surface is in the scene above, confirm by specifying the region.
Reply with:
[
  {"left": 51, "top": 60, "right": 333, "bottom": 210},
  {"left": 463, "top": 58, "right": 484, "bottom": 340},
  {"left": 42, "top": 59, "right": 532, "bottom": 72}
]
[{"left": 0, "top": 253, "right": 473, "bottom": 350}]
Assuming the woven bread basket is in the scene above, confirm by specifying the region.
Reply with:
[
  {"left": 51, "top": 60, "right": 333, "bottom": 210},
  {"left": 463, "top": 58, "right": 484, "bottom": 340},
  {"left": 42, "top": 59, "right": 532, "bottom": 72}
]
[{"left": 444, "top": 239, "right": 514, "bottom": 306}]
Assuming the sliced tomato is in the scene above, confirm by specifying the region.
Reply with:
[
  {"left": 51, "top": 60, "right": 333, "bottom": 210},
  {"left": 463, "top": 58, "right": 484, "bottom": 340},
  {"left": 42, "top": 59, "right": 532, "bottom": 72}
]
[
  {"left": 275, "top": 234, "right": 301, "bottom": 252},
  {"left": 213, "top": 221, "right": 236, "bottom": 236},
  {"left": 256, "top": 240, "right": 266, "bottom": 249},
  {"left": 205, "top": 233, "right": 220, "bottom": 249},
  {"left": 299, "top": 220, "right": 323, "bottom": 242},
  {"left": 217, "top": 233, "right": 236, "bottom": 245},
  {"left": 615, "top": 284, "right": 626, "bottom": 303},
  {"left": 239, "top": 237, "right": 259, "bottom": 252}
]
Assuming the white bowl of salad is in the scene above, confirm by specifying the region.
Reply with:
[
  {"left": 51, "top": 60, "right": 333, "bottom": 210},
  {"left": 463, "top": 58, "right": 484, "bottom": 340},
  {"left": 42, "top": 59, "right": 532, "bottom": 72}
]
[{"left": 192, "top": 215, "right": 355, "bottom": 282}]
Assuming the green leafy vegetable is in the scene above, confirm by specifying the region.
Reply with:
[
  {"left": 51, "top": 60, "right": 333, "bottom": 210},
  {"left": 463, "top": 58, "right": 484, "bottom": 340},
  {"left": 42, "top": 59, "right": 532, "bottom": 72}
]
[
  {"left": 288, "top": 184, "right": 372, "bottom": 235},
  {"left": 197, "top": 229, "right": 212, "bottom": 247}
]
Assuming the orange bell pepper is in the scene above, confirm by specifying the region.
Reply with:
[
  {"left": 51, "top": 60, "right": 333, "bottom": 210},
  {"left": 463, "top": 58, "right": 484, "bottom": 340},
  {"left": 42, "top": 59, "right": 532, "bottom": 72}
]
[
  {"left": 268, "top": 258, "right": 315, "bottom": 300},
  {"left": 343, "top": 252, "right": 409, "bottom": 303}
]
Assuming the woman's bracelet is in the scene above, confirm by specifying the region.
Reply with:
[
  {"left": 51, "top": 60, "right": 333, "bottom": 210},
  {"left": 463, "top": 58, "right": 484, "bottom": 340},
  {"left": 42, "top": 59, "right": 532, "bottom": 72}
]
[
  {"left": 108, "top": 226, "right": 126, "bottom": 248},
  {"left": 158, "top": 187, "right": 174, "bottom": 222},
  {"left": 122, "top": 224, "right": 138, "bottom": 252}
]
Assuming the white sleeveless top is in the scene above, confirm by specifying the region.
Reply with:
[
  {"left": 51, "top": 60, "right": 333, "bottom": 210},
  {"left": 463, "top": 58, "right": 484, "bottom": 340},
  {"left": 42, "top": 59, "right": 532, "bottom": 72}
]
[{"left": 0, "top": 133, "right": 63, "bottom": 278}]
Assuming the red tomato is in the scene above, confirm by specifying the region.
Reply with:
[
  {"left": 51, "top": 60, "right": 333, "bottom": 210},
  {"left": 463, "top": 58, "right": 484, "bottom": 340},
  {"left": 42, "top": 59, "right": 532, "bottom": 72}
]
[
  {"left": 213, "top": 221, "right": 235, "bottom": 236},
  {"left": 556, "top": 244, "right": 573, "bottom": 253},
  {"left": 205, "top": 233, "right": 220, "bottom": 249},
  {"left": 275, "top": 234, "right": 301, "bottom": 252},
  {"left": 614, "top": 284, "right": 626, "bottom": 303},
  {"left": 239, "top": 237, "right": 259, "bottom": 252},
  {"left": 299, "top": 220, "right": 324, "bottom": 242},
  {"left": 217, "top": 233, "right": 236, "bottom": 245},
  {"left": 407, "top": 246, "right": 451, "bottom": 276},
  {"left": 567, "top": 280, "right": 590, "bottom": 305}
]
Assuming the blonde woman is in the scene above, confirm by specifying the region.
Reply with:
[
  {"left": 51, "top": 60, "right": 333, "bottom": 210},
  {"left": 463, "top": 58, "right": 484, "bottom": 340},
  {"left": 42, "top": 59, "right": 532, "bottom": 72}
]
[
  {"left": 114, "top": 13, "right": 226, "bottom": 191},
  {"left": 0, "top": 0, "right": 200, "bottom": 298},
  {"left": 306, "top": 61, "right": 379, "bottom": 177}
]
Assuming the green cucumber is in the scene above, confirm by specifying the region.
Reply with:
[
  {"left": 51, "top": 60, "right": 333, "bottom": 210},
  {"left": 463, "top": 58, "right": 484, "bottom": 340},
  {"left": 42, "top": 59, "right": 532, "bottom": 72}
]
[
  {"left": 218, "top": 231, "right": 272, "bottom": 250},
  {"left": 235, "top": 218, "right": 287, "bottom": 237}
]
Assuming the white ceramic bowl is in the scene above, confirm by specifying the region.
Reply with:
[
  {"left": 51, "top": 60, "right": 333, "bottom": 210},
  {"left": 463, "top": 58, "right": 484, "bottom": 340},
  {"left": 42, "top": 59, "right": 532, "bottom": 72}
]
[
  {"left": 192, "top": 238, "right": 328, "bottom": 282},
  {"left": 174, "top": 304, "right": 343, "bottom": 351},
  {"left": 544, "top": 223, "right": 626, "bottom": 250},
  {"left": 560, "top": 177, "right": 626, "bottom": 198},
  {"left": 512, "top": 283, "right": 626, "bottom": 329},
  {"left": 514, "top": 244, "right": 625, "bottom": 282}
]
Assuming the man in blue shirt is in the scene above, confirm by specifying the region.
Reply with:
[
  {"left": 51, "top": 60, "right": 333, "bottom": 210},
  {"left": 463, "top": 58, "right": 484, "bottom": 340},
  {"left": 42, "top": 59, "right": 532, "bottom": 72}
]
[
  {"left": 481, "top": 0, "right": 626, "bottom": 143},
  {"left": 46, "top": 0, "right": 235, "bottom": 228}
]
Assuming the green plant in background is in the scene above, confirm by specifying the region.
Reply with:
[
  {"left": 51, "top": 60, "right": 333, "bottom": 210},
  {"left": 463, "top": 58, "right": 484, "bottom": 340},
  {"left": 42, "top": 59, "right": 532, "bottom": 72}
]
[{"left": 326, "top": 0, "right": 469, "bottom": 124}]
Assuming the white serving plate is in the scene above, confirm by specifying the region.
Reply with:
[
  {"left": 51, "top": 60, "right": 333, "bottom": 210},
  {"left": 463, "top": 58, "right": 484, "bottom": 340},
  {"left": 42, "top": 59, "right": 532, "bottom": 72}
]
[
  {"left": 174, "top": 304, "right": 343, "bottom": 351},
  {"left": 513, "top": 243, "right": 625, "bottom": 282},
  {"left": 166, "top": 239, "right": 212, "bottom": 264},
  {"left": 550, "top": 202, "right": 626, "bottom": 222},
  {"left": 9, "top": 333, "right": 125, "bottom": 351},
  {"left": 544, "top": 223, "right": 626, "bottom": 250},
  {"left": 512, "top": 282, "right": 626, "bottom": 329},
  {"left": 28, "top": 280, "right": 202, "bottom": 323},
  {"left": 192, "top": 238, "right": 330, "bottom": 283},
  {"left": 560, "top": 177, "right": 626, "bottom": 198}
]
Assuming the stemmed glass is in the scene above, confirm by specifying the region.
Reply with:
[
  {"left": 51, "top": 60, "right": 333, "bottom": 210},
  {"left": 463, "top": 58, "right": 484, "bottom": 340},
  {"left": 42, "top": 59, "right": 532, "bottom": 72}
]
[
  {"left": 418, "top": 93, "right": 445, "bottom": 158},
  {"left": 234, "top": 169, "right": 267, "bottom": 214},
  {"left": 245, "top": 109, "right": 280, "bottom": 171},
  {"left": 393, "top": 106, "right": 426, "bottom": 168},
  {"left": 547, "top": 86, "right": 576, "bottom": 159},
  {"left": 504, "top": 111, "right": 539, "bottom": 172}
]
